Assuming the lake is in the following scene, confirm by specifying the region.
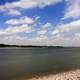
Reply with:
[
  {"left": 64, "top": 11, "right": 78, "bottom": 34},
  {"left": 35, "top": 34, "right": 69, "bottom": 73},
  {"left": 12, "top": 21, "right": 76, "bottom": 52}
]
[{"left": 0, "top": 47, "right": 80, "bottom": 80}]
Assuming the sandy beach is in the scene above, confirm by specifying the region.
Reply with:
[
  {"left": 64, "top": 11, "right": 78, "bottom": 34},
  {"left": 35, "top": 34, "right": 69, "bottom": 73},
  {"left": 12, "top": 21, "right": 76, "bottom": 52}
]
[{"left": 24, "top": 69, "right": 80, "bottom": 80}]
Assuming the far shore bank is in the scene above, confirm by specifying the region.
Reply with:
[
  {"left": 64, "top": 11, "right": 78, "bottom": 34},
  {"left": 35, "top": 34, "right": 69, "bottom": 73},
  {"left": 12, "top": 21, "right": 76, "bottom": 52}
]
[{"left": 0, "top": 44, "right": 64, "bottom": 48}]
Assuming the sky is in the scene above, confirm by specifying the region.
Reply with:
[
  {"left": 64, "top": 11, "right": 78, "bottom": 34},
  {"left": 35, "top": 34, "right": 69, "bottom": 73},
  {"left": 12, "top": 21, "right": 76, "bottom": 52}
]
[{"left": 0, "top": 0, "right": 80, "bottom": 46}]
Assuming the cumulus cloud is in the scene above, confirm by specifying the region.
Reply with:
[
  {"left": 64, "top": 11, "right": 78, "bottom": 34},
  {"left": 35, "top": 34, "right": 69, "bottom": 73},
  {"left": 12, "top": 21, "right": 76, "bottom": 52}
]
[
  {"left": 0, "top": 24, "right": 34, "bottom": 35},
  {"left": 63, "top": 0, "right": 80, "bottom": 19},
  {"left": 1, "top": 18, "right": 80, "bottom": 46},
  {"left": 0, "top": 35, "right": 28, "bottom": 45},
  {"left": 7, "top": 9, "right": 21, "bottom": 15},
  {"left": 0, "top": 21, "right": 52, "bottom": 45},
  {"left": 53, "top": 20, "right": 80, "bottom": 33},
  {"left": 51, "top": 20, "right": 80, "bottom": 46},
  {"left": 5, "top": 16, "right": 34, "bottom": 25},
  {"left": 37, "top": 23, "right": 52, "bottom": 35},
  {"left": 0, "top": 0, "right": 62, "bottom": 9},
  {"left": 37, "top": 30, "right": 47, "bottom": 35},
  {"left": 40, "top": 23, "right": 52, "bottom": 30},
  {"left": 0, "top": 35, "right": 52, "bottom": 46},
  {"left": 1, "top": 0, "right": 80, "bottom": 46},
  {"left": 0, "top": 0, "right": 62, "bottom": 15}
]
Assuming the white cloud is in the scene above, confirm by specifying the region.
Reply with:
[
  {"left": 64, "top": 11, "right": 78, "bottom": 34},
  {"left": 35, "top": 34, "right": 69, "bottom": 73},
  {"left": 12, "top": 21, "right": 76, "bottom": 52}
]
[
  {"left": 41, "top": 23, "right": 52, "bottom": 30},
  {"left": 0, "top": 0, "right": 62, "bottom": 9},
  {"left": 0, "top": 24, "right": 34, "bottom": 35},
  {"left": 1, "top": 18, "right": 80, "bottom": 46},
  {"left": 63, "top": 0, "right": 80, "bottom": 19},
  {"left": 0, "top": 0, "right": 62, "bottom": 15},
  {"left": 6, "top": 16, "right": 34, "bottom": 25},
  {"left": 0, "top": 35, "right": 28, "bottom": 45},
  {"left": 37, "top": 23, "right": 52, "bottom": 35},
  {"left": 0, "top": 4, "right": 21, "bottom": 15},
  {"left": 75, "top": 33, "right": 80, "bottom": 38},
  {"left": 51, "top": 20, "right": 80, "bottom": 46},
  {"left": 7, "top": 9, "right": 21, "bottom": 15},
  {"left": 37, "top": 30, "right": 47, "bottom": 35},
  {"left": 52, "top": 20, "right": 80, "bottom": 34},
  {"left": 0, "top": 35, "right": 51, "bottom": 46},
  {"left": 52, "top": 29, "right": 59, "bottom": 35}
]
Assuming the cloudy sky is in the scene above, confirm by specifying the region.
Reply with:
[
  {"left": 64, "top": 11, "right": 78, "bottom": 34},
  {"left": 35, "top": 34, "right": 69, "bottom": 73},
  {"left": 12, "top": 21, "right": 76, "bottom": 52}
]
[{"left": 0, "top": 0, "right": 80, "bottom": 46}]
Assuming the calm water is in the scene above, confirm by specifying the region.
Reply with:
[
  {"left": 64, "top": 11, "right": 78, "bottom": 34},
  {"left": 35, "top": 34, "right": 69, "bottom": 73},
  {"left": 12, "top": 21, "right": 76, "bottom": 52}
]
[{"left": 0, "top": 48, "right": 80, "bottom": 80}]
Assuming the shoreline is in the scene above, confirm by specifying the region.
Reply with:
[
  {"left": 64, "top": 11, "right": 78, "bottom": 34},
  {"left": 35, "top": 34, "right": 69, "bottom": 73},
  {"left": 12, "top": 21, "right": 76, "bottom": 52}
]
[
  {"left": 26, "top": 69, "right": 80, "bottom": 80},
  {"left": 13, "top": 69, "right": 80, "bottom": 80}
]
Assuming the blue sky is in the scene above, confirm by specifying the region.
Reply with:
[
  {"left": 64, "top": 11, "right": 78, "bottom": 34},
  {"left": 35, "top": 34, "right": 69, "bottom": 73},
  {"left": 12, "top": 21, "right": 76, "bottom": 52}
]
[{"left": 0, "top": 0, "right": 80, "bottom": 46}]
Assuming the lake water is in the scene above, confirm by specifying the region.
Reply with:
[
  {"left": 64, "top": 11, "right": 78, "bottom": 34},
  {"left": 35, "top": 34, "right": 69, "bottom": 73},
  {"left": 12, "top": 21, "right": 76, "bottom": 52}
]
[{"left": 0, "top": 48, "right": 80, "bottom": 80}]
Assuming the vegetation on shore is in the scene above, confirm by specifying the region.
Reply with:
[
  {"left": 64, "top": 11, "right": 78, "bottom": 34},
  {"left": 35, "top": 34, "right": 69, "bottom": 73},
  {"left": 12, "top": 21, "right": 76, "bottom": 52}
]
[{"left": 0, "top": 44, "right": 64, "bottom": 48}]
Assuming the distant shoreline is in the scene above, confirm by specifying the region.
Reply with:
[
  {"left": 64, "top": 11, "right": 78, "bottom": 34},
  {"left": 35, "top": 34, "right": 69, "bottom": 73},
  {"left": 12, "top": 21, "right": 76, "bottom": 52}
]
[{"left": 0, "top": 44, "right": 64, "bottom": 48}]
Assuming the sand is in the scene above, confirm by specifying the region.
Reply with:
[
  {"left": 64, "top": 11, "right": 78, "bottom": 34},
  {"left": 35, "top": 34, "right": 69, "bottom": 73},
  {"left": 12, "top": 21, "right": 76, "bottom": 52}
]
[{"left": 25, "top": 69, "right": 80, "bottom": 80}]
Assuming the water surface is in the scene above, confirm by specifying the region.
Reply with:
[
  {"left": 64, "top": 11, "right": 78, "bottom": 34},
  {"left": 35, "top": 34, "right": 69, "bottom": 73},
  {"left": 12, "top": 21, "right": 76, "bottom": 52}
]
[{"left": 0, "top": 47, "right": 80, "bottom": 80}]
